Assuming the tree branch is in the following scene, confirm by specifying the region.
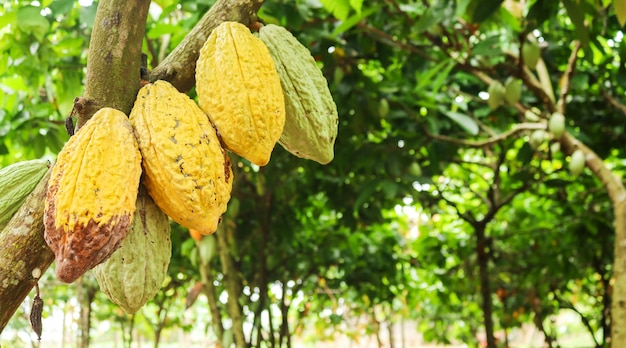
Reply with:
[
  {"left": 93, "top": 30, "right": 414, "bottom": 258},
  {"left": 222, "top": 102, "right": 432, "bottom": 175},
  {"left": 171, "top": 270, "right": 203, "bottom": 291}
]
[
  {"left": 425, "top": 122, "right": 546, "bottom": 147},
  {"left": 556, "top": 41, "right": 581, "bottom": 115},
  {"left": 78, "top": 0, "right": 152, "bottom": 129},
  {"left": 0, "top": 169, "right": 54, "bottom": 332}
]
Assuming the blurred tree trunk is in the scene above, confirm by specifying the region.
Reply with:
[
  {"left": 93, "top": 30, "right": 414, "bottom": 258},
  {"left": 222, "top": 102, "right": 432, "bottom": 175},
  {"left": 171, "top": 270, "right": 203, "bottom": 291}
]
[{"left": 76, "top": 277, "right": 97, "bottom": 348}]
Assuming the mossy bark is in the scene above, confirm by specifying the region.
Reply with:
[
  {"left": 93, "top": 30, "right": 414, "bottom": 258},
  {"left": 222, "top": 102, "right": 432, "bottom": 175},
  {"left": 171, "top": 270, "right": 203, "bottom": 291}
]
[{"left": 0, "top": 169, "right": 53, "bottom": 332}]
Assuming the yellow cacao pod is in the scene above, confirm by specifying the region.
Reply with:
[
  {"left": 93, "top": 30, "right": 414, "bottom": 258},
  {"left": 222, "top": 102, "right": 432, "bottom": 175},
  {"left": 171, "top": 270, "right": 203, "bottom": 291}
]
[
  {"left": 44, "top": 108, "right": 142, "bottom": 283},
  {"left": 258, "top": 24, "right": 339, "bottom": 164},
  {"left": 196, "top": 21, "right": 285, "bottom": 166},
  {"left": 0, "top": 159, "right": 50, "bottom": 231},
  {"left": 129, "top": 80, "right": 233, "bottom": 235},
  {"left": 93, "top": 187, "right": 171, "bottom": 314}
]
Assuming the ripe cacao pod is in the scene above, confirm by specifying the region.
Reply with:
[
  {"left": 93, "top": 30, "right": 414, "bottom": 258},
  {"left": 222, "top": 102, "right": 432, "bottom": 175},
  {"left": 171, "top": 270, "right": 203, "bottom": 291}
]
[
  {"left": 487, "top": 81, "right": 505, "bottom": 110},
  {"left": 258, "top": 24, "right": 339, "bottom": 164},
  {"left": 569, "top": 149, "right": 586, "bottom": 176},
  {"left": 0, "top": 159, "right": 50, "bottom": 231},
  {"left": 93, "top": 187, "right": 171, "bottom": 314},
  {"left": 196, "top": 21, "right": 285, "bottom": 166},
  {"left": 522, "top": 39, "right": 540, "bottom": 69},
  {"left": 548, "top": 112, "right": 565, "bottom": 139},
  {"left": 504, "top": 78, "right": 521, "bottom": 105},
  {"left": 44, "top": 108, "right": 142, "bottom": 283},
  {"left": 129, "top": 80, "right": 233, "bottom": 235}
]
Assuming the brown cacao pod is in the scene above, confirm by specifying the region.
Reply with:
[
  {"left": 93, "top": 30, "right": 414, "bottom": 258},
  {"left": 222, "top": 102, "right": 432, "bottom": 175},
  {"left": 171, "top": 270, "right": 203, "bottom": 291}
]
[
  {"left": 196, "top": 21, "right": 285, "bottom": 166},
  {"left": 0, "top": 159, "right": 50, "bottom": 231},
  {"left": 129, "top": 80, "right": 232, "bottom": 235},
  {"left": 258, "top": 24, "right": 339, "bottom": 165},
  {"left": 44, "top": 108, "right": 142, "bottom": 283},
  {"left": 93, "top": 187, "right": 171, "bottom": 314}
]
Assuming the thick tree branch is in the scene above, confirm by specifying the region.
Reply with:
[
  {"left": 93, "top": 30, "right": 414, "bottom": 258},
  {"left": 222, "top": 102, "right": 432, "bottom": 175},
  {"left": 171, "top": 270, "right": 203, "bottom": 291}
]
[
  {"left": 0, "top": 169, "right": 54, "bottom": 332},
  {"left": 148, "top": 0, "right": 265, "bottom": 92},
  {"left": 78, "top": 0, "right": 151, "bottom": 129}
]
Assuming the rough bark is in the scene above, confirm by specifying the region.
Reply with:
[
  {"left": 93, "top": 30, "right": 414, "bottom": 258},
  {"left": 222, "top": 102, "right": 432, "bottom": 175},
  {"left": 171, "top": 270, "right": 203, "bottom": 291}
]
[
  {"left": 78, "top": 0, "right": 151, "bottom": 128},
  {"left": 0, "top": 0, "right": 266, "bottom": 333},
  {"left": 0, "top": 169, "right": 53, "bottom": 333}
]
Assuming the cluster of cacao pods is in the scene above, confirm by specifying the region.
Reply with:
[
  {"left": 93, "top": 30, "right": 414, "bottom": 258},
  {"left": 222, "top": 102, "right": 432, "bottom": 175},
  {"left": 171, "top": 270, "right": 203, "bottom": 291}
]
[{"left": 0, "top": 20, "right": 340, "bottom": 314}]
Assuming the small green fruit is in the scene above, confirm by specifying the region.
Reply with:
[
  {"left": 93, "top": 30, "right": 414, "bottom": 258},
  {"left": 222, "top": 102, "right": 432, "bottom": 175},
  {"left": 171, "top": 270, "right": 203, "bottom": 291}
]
[
  {"left": 378, "top": 98, "right": 390, "bottom": 118},
  {"left": 548, "top": 112, "right": 565, "bottom": 139},
  {"left": 524, "top": 109, "right": 540, "bottom": 122},
  {"left": 408, "top": 162, "right": 422, "bottom": 177},
  {"left": 529, "top": 130, "right": 547, "bottom": 149},
  {"left": 569, "top": 149, "right": 585, "bottom": 176},
  {"left": 487, "top": 81, "right": 505, "bottom": 110},
  {"left": 522, "top": 39, "right": 540, "bottom": 69},
  {"left": 504, "top": 78, "right": 522, "bottom": 105}
]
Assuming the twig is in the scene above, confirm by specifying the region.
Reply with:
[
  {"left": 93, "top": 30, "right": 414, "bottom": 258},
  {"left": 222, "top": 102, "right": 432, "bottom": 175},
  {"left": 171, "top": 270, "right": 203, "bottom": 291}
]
[
  {"left": 556, "top": 41, "right": 581, "bottom": 114},
  {"left": 425, "top": 122, "right": 546, "bottom": 148}
]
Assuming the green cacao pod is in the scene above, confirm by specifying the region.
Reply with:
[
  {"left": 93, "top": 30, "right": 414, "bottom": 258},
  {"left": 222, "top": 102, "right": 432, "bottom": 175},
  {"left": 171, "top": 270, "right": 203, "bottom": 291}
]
[
  {"left": 258, "top": 24, "right": 339, "bottom": 164},
  {"left": 44, "top": 108, "right": 142, "bottom": 283},
  {"left": 522, "top": 39, "right": 540, "bottom": 69},
  {"left": 93, "top": 188, "right": 171, "bottom": 314},
  {"left": 569, "top": 149, "right": 586, "bottom": 176},
  {"left": 487, "top": 81, "right": 505, "bottom": 110},
  {"left": 504, "top": 78, "right": 522, "bottom": 105},
  {"left": 196, "top": 21, "right": 285, "bottom": 166},
  {"left": 0, "top": 159, "right": 50, "bottom": 231},
  {"left": 529, "top": 130, "right": 547, "bottom": 149},
  {"left": 548, "top": 112, "right": 565, "bottom": 139},
  {"left": 129, "top": 80, "right": 233, "bottom": 235}
]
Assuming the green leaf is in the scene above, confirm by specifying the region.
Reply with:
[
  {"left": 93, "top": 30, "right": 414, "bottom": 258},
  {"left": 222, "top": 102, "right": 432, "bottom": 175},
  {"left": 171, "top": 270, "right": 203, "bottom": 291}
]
[
  {"left": 441, "top": 111, "right": 479, "bottom": 135},
  {"left": 616, "top": 0, "right": 626, "bottom": 26},
  {"left": 562, "top": 0, "right": 590, "bottom": 47},
  {"left": 471, "top": 0, "right": 505, "bottom": 23},
  {"left": 17, "top": 6, "right": 50, "bottom": 40},
  {"left": 526, "top": 0, "right": 560, "bottom": 29},
  {"left": 331, "top": 5, "right": 380, "bottom": 36},
  {"left": 319, "top": 0, "right": 351, "bottom": 20}
]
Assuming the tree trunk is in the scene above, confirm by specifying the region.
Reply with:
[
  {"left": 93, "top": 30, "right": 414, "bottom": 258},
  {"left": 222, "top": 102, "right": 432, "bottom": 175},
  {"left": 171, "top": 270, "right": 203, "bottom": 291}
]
[
  {"left": 476, "top": 225, "right": 496, "bottom": 348},
  {"left": 76, "top": 277, "right": 97, "bottom": 348},
  {"left": 216, "top": 223, "right": 247, "bottom": 348},
  {"left": 0, "top": 0, "right": 266, "bottom": 332},
  {"left": 198, "top": 251, "right": 224, "bottom": 345},
  {"left": 279, "top": 282, "right": 291, "bottom": 348},
  {"left": 0, "top": 170, "right": 54, "bottom": 333}
]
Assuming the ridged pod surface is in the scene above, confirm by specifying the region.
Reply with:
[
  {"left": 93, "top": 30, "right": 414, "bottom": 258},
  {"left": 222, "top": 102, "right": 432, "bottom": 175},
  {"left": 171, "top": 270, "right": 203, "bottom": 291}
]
[
  {"left": 259, "top": 24, "right": 338, "bottom": 165},
  {"left": 196, "top": 21, "right": 285, "bottom": 166},
  {"left": 44, "top": 108, "right": 142, "bottom": 283},
  {"left": 93, "top": 187, "right": 171, "bottom": 314},
  {"left": 0, "top": 159, "right": 50, "bottom": 231},
  {"left": 129, "top": 80, "right": 232, "bottom": 235}
]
